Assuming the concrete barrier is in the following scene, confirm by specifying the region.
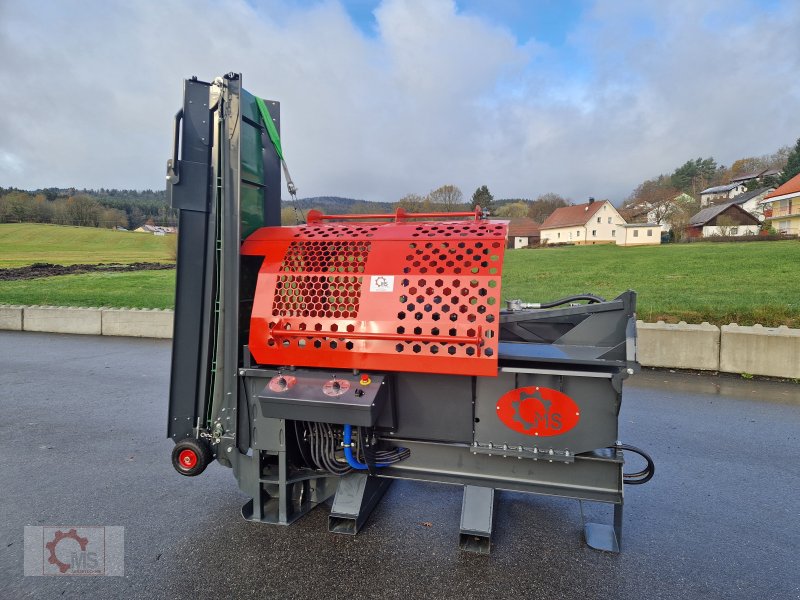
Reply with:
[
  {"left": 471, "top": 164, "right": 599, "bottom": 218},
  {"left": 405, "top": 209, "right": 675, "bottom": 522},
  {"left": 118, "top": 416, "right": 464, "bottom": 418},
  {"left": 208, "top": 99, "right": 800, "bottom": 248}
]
[
  {"left": 720, "top": 324, "right": 800, "bottom": 379},
  {"left": 23, "top": 306, "right": 103, "bottom": 335},
  {"left": 0, "top": 305, "right": 24, "bottom": 331},
  {"left": 5, "top": 306, "right": 800, "bottom": 379},
  {"left": 636, "top": 320, "right": 720, "bottom": 371},
  {"left": 101, "top": 308, "right": 173, "bottom": 339}
]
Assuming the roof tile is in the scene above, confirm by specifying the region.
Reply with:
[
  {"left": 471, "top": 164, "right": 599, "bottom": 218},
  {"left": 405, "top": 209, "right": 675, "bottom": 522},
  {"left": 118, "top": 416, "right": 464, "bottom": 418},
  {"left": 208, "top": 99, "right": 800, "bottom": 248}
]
[
  {"left": 541, "top": 201, "right": 606, "bottom": 229},
  {"left": 764, "top": 173, "right": 800, "bottom": 200}
]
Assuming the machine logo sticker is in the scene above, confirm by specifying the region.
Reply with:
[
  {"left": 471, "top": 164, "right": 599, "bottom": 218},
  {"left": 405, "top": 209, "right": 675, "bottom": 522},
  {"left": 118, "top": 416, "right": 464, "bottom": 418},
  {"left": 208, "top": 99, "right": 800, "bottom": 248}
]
[
  {"left": 369, "top": 275, "right": 394, "bottom": 292},
  {"left": 496, "top": 386, "right": 580, "bottom": 437}
]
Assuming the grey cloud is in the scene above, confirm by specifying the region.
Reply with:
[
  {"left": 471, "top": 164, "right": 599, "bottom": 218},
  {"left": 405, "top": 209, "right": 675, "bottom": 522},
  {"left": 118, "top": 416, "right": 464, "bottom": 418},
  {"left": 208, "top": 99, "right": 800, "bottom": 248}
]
[{"left": 1, "top": 0, "right": 798, "bottom": 203}]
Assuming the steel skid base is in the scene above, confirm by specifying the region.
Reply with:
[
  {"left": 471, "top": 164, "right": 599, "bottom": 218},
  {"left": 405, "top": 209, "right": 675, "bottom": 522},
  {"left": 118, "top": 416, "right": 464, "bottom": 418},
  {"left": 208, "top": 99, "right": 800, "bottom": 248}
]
[
  {"left": 240, "top": 468, "right": 623, "bottom": 554},
  {"left": 582, "top": 502, "right": 623, "bottom": 553}
]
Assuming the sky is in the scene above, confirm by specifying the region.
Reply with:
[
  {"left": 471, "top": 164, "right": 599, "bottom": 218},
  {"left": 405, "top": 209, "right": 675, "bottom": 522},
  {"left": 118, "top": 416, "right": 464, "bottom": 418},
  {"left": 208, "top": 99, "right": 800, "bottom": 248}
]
[{"left": 1, "top": 0, "right": 799, "bottom": 203}]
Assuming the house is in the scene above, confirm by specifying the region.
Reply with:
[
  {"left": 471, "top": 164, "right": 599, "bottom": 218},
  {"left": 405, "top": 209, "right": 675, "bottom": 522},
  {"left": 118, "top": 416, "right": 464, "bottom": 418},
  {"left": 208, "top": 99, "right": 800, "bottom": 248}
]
[
  {"left": 729, "top": 168, "right": 782, "bottom": 186},
  {"left": 687, "top": 202, "right": 760, "bottom": 238},
  {"left": 622, "top": 192, "right": 696, "bottom": 233},
  {"left": 134, "top": 224, "right": 177, "bottom": 235},
  {"left": 617, "top": 224, "right": 663, "bottom": 246},
  {"left": 506, "top": 218, "right": 540, "bottom": 249},
  {"left": 722, "top": 186, "right": 773, "bottom": 220},
  {"left": 700, "top": 183, "right": 746, "bottom": 207},
  {"left": 729, "top": 171, "right": 763, "bottom": 185},
  {"left": 541, "top": 200, "right": 623, "bottom": 245},
  {"left": 540, "top": 199, "right": 661, "bottom": 246},
  {"left": 759, "top": 172, "right": 800, "bottom": 235}
]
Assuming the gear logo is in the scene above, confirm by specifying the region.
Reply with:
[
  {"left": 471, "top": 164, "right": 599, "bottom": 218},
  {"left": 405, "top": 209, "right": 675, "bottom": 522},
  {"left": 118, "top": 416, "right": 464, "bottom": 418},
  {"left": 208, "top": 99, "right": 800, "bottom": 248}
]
[
  {"left": 369, "top": 275, "right": 394, "bottom": 292},
  {"left": 496, "top": 386, "right": 580, "bottom": 437},
  {"left": 45, "top": 529, "right": 89, "bottom": 574}
]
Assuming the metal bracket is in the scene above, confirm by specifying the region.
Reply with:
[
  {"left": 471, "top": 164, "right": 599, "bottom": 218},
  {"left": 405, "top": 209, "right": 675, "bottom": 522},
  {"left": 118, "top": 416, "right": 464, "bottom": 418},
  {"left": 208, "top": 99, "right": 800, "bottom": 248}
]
[
  {"left": 471, "top": 442, "right": 575, "bottom": 463},
  {"left": 459, "top": 485, "right": 495, "bottom": 554},
  {"left": 581, "top": 501, "right": 623, "bottom": 553},
  {"left": 328, "top": 473, "right": 392, "bottom": 535}
]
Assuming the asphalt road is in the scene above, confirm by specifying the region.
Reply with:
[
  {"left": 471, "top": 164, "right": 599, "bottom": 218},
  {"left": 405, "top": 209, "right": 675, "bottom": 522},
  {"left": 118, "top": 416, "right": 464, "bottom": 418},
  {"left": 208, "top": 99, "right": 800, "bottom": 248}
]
[{"left": 1, "top": 332, "right": 798, "bottom": 600}]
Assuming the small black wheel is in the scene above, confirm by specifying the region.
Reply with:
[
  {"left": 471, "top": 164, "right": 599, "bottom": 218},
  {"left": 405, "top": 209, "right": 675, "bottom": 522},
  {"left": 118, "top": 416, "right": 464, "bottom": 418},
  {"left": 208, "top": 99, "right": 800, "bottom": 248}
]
[{"left": 172, "top": 438, "right": 213, "bottom": 476}]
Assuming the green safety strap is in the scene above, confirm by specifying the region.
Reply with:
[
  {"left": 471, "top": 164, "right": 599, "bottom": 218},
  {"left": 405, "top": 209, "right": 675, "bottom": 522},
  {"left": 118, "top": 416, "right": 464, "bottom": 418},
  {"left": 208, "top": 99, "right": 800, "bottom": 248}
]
[
  {"left": 254, "top": 95, "right": 300, "bottom": 221},
  {"left": 255, "top": 96, "right": 284, "bottom": 161}
]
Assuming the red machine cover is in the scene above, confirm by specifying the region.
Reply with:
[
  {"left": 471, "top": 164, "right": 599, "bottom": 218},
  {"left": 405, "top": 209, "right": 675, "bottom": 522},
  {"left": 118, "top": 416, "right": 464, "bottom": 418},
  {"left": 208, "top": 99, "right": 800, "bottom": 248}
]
[{"left": 241, "top": 218, "right": 507, "bottom": 376}]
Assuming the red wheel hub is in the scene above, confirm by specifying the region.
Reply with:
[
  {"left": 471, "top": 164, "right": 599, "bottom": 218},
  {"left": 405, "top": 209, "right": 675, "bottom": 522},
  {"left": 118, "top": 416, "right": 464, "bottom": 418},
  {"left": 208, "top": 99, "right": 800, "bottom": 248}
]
[{"left": 178, "top": 449, "right": 198, "bottom": 469}]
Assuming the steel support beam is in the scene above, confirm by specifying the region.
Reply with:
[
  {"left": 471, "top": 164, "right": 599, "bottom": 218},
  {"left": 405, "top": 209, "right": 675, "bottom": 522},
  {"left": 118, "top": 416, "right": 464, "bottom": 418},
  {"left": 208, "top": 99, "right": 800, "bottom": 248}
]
[
  {"left": 459, "top": 485, "right": 495, "bottom": 554},
  {"left": 328, "top": 473, "right": 393, "bottom": 535}
]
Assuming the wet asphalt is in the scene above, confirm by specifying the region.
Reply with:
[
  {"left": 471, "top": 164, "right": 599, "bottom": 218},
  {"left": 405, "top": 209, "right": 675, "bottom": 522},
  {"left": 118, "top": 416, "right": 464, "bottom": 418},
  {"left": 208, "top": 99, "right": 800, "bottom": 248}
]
[{"left": 0, "top": 331, "right": 798, "bottom": 600}]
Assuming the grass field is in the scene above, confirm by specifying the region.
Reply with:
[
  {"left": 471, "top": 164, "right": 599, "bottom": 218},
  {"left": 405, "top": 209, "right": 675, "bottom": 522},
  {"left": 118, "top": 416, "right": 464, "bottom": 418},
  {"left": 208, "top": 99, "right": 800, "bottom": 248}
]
[
  {"left": 0, "top": 223, "right": 173, "bottom": 267},
  {"left": 502, "top": 242, "right": 799, "bottom": 327},
  {"left": 1, "top": 224, "right": 798, "bottom": 325}
]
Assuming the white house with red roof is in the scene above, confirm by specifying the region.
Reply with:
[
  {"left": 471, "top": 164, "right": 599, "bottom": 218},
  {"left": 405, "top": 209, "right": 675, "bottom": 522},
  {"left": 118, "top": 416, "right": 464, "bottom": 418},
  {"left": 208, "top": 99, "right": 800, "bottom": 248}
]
[{"left": 540, "top": 199, "right": 660, "bottom": 246}]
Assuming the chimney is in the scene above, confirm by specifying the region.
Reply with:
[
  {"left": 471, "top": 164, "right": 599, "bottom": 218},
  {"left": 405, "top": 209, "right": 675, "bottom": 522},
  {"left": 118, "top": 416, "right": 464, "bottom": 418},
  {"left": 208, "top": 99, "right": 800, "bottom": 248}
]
[{"left": 588, "top": 197, "right": 595, "bottom": 204}]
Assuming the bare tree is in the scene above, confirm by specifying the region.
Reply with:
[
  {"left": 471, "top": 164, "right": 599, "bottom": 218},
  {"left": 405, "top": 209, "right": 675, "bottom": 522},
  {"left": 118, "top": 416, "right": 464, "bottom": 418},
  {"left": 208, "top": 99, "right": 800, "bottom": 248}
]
[
  {"left": 395, "top": 193, "right": 426, "bottom": 213},
  {"left": 715, "top": 214, "right": 737, "bottom": 237},
  {"left": 427, "top": 185, "right": 464, "bottom": 212},
  {"left": 528, "top": 193, "right": 568, "bottom": 223}
]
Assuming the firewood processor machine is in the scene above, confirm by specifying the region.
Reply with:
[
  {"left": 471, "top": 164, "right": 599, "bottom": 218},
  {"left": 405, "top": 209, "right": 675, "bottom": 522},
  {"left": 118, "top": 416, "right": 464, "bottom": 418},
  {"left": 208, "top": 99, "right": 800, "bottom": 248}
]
[{"left": 166, "top": 73, "right": 654, "bottom": 554}]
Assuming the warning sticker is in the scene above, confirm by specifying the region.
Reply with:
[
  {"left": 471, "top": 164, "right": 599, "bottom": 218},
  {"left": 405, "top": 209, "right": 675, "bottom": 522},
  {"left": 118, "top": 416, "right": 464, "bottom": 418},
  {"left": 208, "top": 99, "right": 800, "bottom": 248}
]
[{"left": 369, "top": 275, "right": 394, "bottom": 292}]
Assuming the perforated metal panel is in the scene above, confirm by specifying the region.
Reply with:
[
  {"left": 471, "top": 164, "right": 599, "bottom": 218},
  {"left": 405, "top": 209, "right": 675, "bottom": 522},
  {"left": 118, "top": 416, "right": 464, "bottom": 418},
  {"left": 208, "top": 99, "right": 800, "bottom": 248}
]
[{"left": 241, "top": 219, "right": 507, "bottom": 376}]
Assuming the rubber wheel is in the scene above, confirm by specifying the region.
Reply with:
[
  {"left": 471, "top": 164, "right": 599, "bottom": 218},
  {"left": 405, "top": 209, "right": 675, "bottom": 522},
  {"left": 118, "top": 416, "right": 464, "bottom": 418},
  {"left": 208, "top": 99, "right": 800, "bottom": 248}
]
[{"left": 172, "top": 438, "right": 213, "bottom": 477}]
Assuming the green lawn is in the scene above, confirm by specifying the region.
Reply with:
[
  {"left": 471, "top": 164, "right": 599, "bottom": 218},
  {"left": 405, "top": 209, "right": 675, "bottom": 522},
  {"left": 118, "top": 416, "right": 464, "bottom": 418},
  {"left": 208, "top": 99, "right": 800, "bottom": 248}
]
[
  {"left": 0, "top": 270, "right": 176, "bottom": 309},
  {"left": 503, "top": 241, "right": 800, "bottom": 327},
  {"left": 1, "top": 223, "right": 798, "bottom": 326},
  {"left": 0, "top": 223, "right": 173, "bottom": 267}
]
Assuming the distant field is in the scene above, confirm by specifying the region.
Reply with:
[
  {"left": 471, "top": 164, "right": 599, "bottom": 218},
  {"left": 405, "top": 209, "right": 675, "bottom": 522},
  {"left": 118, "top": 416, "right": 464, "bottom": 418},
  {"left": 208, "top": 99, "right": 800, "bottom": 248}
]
[
  {"left": 503, "top": 241, "right": 800, "bottom": 327},
  {"left": 1, "top": 223, "right": 798, "bottom": 326},
  {"left": 0, "top": 223, "right": 173, "bottom": 267}
]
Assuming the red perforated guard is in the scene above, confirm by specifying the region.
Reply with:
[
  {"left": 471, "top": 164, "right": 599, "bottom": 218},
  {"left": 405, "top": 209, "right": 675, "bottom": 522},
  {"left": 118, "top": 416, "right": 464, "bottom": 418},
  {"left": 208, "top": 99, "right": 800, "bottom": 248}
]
[{"left": 241, "top": 219, "right": 508, "bottom": 377}]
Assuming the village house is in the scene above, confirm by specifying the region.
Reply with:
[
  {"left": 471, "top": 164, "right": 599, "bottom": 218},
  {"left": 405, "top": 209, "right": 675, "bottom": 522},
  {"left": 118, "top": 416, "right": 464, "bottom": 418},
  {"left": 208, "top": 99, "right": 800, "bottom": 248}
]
[
  {"left": 759, "top": 172, "right": 800, "bottom": 235},
  {"left": 699, "top": 183, "right": 746, "bottom": 207},
  {"left": 729, "top": 168, "right": 781, "bottom": 186},
  {"left": 134, "top": 224, "right": 177, "bottom": 235},
  {"left": 506, "top": 218, "right": 541, "bottom": 249},
  {"left": 540, "top": 199, "right": 661, "bottom": 246},
  {"left": 687, "top": 203, "right": 760, "bottom": 238},
  {"left": 617, "top": 223, "right": 663, "bottom": 245},
  {"left": 721, "top": 186, "right": 773, "bottom": 220}
]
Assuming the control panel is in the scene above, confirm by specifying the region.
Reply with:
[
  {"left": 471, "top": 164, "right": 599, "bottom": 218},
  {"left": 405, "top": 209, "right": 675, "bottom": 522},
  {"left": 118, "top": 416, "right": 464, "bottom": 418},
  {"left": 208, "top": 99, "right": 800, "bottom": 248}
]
[{"left": 257, "top": 369, "right": 390, "bottom": 427}]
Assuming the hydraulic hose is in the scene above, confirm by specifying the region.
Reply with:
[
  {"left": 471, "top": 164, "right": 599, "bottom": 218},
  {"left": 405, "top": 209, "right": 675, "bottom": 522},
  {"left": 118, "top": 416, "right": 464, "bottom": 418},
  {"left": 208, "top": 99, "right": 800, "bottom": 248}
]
[
  {"left": 343, "top": 424, "right": 396, "bottom": 470},
  {"left": 614, "top": 443, "right": 655, "bottom": 485}
]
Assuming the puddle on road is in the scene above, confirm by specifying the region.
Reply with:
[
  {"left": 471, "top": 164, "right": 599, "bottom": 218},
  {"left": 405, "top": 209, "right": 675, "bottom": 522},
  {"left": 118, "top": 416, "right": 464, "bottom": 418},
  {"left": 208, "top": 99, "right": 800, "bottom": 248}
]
[{"left": 628, "top": 368, "right": 800, "bottom": 406}]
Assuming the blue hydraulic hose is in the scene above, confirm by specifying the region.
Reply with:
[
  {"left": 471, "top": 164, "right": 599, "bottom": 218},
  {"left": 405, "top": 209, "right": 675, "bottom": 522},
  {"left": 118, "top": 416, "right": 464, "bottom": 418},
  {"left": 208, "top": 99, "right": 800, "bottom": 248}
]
[{"left": 343, "top": 424, "right": 392, "bottom": 470}]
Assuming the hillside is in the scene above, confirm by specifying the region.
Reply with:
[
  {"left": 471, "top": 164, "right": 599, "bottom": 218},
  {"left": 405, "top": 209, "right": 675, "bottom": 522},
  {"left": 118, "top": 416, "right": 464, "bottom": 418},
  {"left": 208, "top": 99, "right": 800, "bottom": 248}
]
[{"left": 0, "top": 223, "right": 174, "bottom": 268}]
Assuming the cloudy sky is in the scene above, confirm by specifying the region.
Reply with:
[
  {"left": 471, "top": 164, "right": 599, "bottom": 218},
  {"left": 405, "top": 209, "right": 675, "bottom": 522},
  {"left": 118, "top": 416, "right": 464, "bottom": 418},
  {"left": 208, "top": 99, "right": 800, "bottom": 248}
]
[{"left": 1, "top": 0, "right": 799, "bottom": 203}]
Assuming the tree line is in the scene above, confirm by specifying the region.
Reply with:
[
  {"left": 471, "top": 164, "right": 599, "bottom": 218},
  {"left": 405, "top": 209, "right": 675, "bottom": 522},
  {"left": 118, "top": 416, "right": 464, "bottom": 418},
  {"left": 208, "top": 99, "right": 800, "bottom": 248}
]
[{"left": 0, "top": 187, "right": 176, "bottom": 229}]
